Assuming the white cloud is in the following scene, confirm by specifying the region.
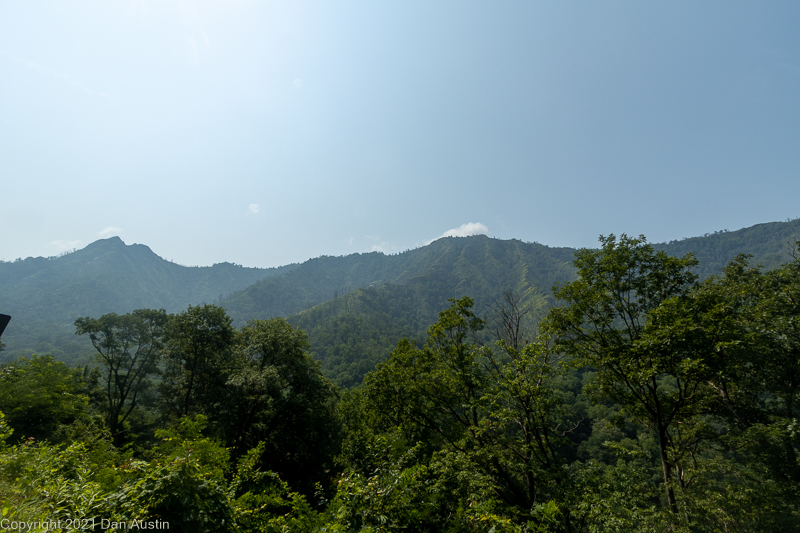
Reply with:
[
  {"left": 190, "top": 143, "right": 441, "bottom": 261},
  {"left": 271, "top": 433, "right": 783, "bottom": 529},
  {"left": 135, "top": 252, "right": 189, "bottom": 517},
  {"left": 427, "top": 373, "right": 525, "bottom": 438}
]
[
  {"left": 246, "top": 203, "right": 260, "bottom": 215},
  {"left": 347, "top": 236, "right": 354, "bottom": 245},
  {"left": 426, "top": 222, "right": 489, "bottom": 245},
  {"left": 364, "top": 235, "right": 389, "bottom": 253},
  {"left": 0, "top": 49, "right": 115, "bottom": 100},
  {"left": 98, "top": 226, "right": 122, "bottom": 238},
  {"left": 49, "top": 240, "right": 82, "bottom": 251},
  {"left": 292, "top": 78, "right": 303, "bottom": 89}
]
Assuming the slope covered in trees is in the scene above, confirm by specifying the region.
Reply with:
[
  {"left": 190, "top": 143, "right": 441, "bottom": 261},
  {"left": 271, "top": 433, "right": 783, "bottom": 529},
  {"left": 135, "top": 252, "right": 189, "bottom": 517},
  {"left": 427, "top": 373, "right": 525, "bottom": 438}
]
[
  {"left": 0, "top": 237, "right": 296, "bottom": 363},
  {"left": 654, "top": 218, "right": 800, "bottom": 277},
  {"left": 286, "top": 236, "right": 577, "bottom": 387},
  {"left": 1, "top": 238, "right": 797, "bottom": 531},
  {"left": 280, "top": 220, "right": 800, "bottom": 387},
  {"left": 221, "top": 235, "right": 576, "bottom": 323},
  {"left": 2, "top": 219, "right": 798, "bottom": 373}
]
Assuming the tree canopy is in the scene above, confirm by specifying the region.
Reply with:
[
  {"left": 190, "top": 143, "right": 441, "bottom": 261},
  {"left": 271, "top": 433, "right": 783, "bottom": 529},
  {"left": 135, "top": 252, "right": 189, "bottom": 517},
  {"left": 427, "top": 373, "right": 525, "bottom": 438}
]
[{"left": 1, "top": 234, "right": 799, "bottom": 531}]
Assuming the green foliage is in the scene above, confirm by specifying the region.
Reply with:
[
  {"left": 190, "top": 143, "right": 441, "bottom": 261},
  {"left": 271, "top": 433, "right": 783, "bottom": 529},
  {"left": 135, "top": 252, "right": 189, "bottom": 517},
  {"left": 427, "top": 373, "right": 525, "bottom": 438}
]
[
  {"left": 0, "top": 411, "right": 12, "bottom": 448},
  {"left": 571, "top": 459, "right": 664, "bottom": 533},
  {"left": 545, "top": 234, "right": 702, "bottom": 516},
  {"left": 153, "top": 415, "right": 231, "bottom": 481},
  {"left": 224, "top": 317, "right": 341, "bottom": 498},
  {"left": 231, "top": 443, "right": 325, "bottom": 533},
  {"left": 2, "top": 228, "right": 800, "bottom": 531},
  {"left": 0, "top": 354, "right": 92, "bottom": 443},
  {"left": 108, "top": 451, "right": 234, "bottom": 532},
  {"left": 162, "top": 304, "right": 236, "bottom": 419},
  {"left": 0, "top": 236, "right": 293, "bottom": 364},
  {"left": 339, "top": 297, "right": 584, "bottom": 531},
  {"left": 0, "top": 439, "right": 110, "bottom": 526},
  {"left": 545, "top": 235, "right": 800, "bottom": 529},
  {"left": 75, "top": 308, "right": 168, "bottom": 444},
  {"left": 329, "top": 460, "right": 439, "bottom": 531},
  {"left": 0, "top": 412, "right": 325, "bottom": 533}
]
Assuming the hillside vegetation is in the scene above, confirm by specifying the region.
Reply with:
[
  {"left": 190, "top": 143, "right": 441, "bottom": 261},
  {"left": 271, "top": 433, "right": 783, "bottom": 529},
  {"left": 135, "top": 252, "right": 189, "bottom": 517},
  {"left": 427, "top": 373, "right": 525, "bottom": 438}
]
[
  {"left": 0, "top": 237, "right": 295, "bottom": 363},
  {"left": 2, "top": 219, "right": 798, "bottom": 375},
  {"left": 1, "top": 233, "right": 798, "bottom": 531},
  {"left": 282, "top": 220, "right": 800, "bottom": 386},
  {"left": 284, "top": 237, "right": 576, "bottom": 387}
]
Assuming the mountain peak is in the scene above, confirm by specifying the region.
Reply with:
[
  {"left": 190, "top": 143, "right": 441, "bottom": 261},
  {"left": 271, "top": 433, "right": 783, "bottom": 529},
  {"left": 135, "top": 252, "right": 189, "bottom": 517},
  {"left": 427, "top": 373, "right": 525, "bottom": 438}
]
[{"left": 86, "top": 236, "right": 126, "bottom": 249}]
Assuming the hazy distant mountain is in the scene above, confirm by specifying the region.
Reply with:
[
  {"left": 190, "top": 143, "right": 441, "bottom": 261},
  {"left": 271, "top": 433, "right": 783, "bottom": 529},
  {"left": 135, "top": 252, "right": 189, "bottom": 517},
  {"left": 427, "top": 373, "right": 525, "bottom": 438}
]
[
  {"left": 224, "top": 219, "right": 800, "bottom": 386},
  {"left": 654, "top": 219, "right": 800, "bottom": 277},
  {"left": 282, "top": 236, "right": 578, "bottom": 387},
  {"left": 220, "top": 235, "right": 576, "bottom": 322},
  {"left": 0, "top": 237, "right": 296, "bottom": 362},
  {"left": 2, "top": 220, "right": 798, "bottom": 380}
]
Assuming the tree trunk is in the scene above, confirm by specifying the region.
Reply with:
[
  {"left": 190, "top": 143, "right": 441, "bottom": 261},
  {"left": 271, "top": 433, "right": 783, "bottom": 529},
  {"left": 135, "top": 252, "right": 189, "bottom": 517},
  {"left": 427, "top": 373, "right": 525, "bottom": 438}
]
[{"left": 658, "top": 426, "right": 679, "bottom": 516}]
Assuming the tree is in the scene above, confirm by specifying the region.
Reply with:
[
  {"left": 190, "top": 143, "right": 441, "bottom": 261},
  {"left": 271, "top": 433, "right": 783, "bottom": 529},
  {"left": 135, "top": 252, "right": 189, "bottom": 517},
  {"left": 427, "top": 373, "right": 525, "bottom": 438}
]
[
  {"left": 544, "top": 234, "right": 701, "bottom": 517},
  {"left": 355, "top": 297, "right": 581, "bottom": 530},
  {"left": 161, "top": 305, "right": 235, "bottom": 420},
  {"left": 75, "top": 309, "right": 168, "bottom": 444},
  {"left": 225, "top": 317, "right": 340, "bottom": 497},
  {"left": 490, "top": 289, "right": 532, "bottom": 354},
  {"left": 0, "top": 354, "right": 92, "bottom": 442},
  {"left": 691, "top": 253, "right": 800, "bottom": 493}
]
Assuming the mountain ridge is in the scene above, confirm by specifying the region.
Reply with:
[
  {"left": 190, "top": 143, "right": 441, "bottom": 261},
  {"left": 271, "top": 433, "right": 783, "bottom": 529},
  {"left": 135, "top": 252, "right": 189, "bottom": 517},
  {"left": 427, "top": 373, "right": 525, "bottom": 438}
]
[
  {"left": 2, "top": 220, "right": 798, "bottom": 376},
  {"left": 0, "top": 237, "right": 297, "bottom": 361}
]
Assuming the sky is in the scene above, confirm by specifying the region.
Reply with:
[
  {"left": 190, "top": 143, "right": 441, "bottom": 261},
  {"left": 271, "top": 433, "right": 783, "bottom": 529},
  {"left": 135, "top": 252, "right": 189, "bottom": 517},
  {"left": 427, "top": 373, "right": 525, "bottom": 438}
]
[{"left": 2, "top": 1, "right": 799, "bottom": 268}]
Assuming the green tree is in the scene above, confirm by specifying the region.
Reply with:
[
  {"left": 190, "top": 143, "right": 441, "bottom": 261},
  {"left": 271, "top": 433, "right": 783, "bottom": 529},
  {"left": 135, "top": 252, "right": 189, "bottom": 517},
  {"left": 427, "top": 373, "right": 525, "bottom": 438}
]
[
  {"left": 675, "top": 253, "right": 800, "bottom": 528},
  {"left": 701, "top": 253, "right": 800, "bottom": 440},
  {"left": 161, "top": 305, "right": 235, "bottom": 419},
  {"left": 0, "top": 354, "right": 92, "bottom": 443},
  {"left": 544, "top": 234, "right": 702, "bottom": 518},
  {"left": 75, "top": 309, "right": 168, "bottom": 445},
  {"left": 353, "top": 297, "right": 580, "bottom": 530},
  {"left": 225, "top": 317, "right": 340, "bottom": 497}
]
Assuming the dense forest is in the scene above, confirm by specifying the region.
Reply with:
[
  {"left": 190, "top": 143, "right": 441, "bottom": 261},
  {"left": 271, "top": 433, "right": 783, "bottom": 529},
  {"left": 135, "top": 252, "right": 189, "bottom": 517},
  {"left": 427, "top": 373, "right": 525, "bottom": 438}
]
[
  {"left": 3, "top": 219, "right": 799, "bottom": 380},
  {"left": 1, "top": 231, "right": 798, "bottom": 531},
  {"left": 0, "top": 237, "right": 296, "bottom": 365}
]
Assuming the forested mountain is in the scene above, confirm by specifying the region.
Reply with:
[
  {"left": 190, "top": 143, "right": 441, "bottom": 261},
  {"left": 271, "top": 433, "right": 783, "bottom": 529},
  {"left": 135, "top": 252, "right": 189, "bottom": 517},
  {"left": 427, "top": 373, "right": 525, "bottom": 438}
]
[
  {"left": 281, "top": 237, "right": 577, "bottom": 387},
  {"left": 2, "top": 220, "right": 798, "bottom": 373},
  {"left": 220, "top": 236, "right": 575, "bottom": 323},
  {"left": 0, "top": 237, "right": 296, "bottom": 362},
  {"left": 4, "top": 234, "right": 799, "bottom": 531},
  {"left": 654, "top": 218, "right": 800, "bottom": 277},
  {"left": 252, "top": 219, "right": 800, "bottom": 387},
  {"left": 2, "top": 219, "right": 799, "bottom": 529}
]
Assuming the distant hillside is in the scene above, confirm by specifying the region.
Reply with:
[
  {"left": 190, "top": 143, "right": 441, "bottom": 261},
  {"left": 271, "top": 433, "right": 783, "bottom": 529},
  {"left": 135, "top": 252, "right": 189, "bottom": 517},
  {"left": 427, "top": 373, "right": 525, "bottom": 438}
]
[
  {"left": 2, "top": 220, "right": 798, "bottom": 380},
  {"left": 280, "top": 220, "right": 800, "bottom": 387},
  {"left": 281, "top": 237, "right": 577, "bottom": 387},
  {"left": 0, "top": 237, "right": 296, "bottom": 362},
  {"left": 221, "top": 236, "right": 576, "bottom": 323},
  {"left": 655, "top": 219, "right": 800, "bottom": 277}
]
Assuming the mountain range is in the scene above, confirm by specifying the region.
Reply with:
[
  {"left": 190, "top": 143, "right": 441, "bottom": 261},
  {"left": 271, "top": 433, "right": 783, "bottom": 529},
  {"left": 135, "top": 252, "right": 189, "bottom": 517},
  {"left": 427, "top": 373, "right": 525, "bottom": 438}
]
[{"left": 2, "top": 220, "right": 798, "bottom": 386}]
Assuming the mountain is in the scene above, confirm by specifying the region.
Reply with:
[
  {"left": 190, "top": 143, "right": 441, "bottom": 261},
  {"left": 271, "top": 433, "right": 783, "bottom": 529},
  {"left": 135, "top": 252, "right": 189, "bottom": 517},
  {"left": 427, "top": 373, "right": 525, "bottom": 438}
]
[
  {"left": 284, "top": 237, "right": 577, "bottom": 387},
  {"left": 2, "top": 220, "right": 798, "bottom": 381},
  {"left": 653, "top": 219, "right": 800, "bottom": 277},
  {"left": 0, "top": 237, "right": 296, "bottom": 362},
  {"left": 220, "top": 236, "right": 576, "bottom": 323},
  {"left": 223, "top": 219, "right": 800, "bottom": 387}
]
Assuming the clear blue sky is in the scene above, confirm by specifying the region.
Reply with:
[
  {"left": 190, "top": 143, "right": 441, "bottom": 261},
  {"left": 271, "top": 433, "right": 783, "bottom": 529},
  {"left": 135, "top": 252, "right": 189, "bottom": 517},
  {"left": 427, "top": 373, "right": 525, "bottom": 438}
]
[{"left": 2, "top": 1, "right": 799, "bottom": 267}]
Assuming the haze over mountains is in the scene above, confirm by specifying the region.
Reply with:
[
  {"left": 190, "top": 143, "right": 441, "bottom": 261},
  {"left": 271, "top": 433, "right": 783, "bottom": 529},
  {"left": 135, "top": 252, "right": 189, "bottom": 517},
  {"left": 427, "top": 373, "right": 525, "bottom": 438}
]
[{"left": 2, "top": 219, "right": 798, "bottom": 385}]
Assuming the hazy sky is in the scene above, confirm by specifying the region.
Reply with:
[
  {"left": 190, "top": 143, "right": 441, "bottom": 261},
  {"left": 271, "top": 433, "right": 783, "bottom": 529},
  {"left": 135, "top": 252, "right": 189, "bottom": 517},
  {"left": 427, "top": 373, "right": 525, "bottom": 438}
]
[{"left": 2, "top": 1, "right": 799, "bottom": 267}]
